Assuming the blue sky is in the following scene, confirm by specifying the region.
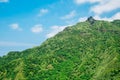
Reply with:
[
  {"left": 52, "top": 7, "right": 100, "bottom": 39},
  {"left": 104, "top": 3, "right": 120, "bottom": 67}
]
[{"left": 0, "top": 0, "right": 120, "bottom": 56}]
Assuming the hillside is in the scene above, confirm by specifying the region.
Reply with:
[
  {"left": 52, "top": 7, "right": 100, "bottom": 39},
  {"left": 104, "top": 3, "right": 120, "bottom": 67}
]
[{"left": 0, "top": 17, "right": 120, "bottom": 80}]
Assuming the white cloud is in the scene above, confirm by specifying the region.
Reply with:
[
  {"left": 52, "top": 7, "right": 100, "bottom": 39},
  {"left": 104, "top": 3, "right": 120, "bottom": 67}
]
[
  {"left": 91, "top": 0, "right": 120, "bottom": 15},
  {"left": 78, "top": 12, "right": 120, "bottom": 22},
  {"left": 74, "top": 0, "right": 101, "bottom": 4},
  {"left": 9, "top": 23, "right": 22, "bottom": 31},
  {"left": 31, "top": 24, "right": 43, "bottom": 33},
  {"left": 38, "top": 8, "right": 48, "bottom": 16},
  {"left": 78, "top": 17, "right": 87, "bottom": 22},
  {"left": 0, "top": 41, "right": 36, "bottom": 47},
  {"left": 46, "top": 25, "right": 67, "bottom": 38},
  {"left": 61, "top": 10, "right": 76, "bottom": 20},
  {"left": 94, "top": 12, "right": 120, "bottom": 21},
  {"left": 0, "top": 0, "right": 9, "bottom": 3},
  {"left": 74, "top": 0, "right": 120, "bottom": 16},
  {"left": 94, "top": 15, "right": 112, "bottom": 21},
  {"left": 111, "top": 12, "right": 120, "bottom": 20}
]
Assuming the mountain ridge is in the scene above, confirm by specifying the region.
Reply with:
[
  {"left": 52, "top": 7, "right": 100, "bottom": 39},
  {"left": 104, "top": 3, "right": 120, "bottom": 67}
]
[{"left": 0, "top": 18, "right": 120, "bottom": 80}]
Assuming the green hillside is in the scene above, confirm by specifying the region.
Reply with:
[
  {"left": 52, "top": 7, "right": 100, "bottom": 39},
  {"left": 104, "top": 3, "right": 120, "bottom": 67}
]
[{"left": 0, "top": 17, "right": 120, "bottom": 80}]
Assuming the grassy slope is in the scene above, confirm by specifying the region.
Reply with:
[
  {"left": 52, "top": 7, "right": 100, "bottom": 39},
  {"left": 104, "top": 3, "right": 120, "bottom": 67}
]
[{"left": 0, "top": 20, "right": 120, "bottom": 80}]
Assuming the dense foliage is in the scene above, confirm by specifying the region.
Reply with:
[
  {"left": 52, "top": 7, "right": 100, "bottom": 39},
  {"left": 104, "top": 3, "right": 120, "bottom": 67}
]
[{"left": 0, "top": 19, "right": 120, "bottom": 80}]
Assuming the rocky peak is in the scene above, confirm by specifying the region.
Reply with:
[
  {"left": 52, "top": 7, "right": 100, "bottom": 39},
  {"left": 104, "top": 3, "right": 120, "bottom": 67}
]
[{"left": 87, "top": 16, "right": 95, "bottom": 24}]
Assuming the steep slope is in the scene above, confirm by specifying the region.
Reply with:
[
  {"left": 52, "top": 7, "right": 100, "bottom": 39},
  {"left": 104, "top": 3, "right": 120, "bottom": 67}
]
[{"left": 0, "top": 18, "right": 120, "bottom": 80}]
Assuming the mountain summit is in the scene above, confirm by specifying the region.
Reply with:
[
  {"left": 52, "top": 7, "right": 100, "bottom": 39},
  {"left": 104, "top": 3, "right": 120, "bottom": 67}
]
[
  {"left": 87, "top": 16, "right": 95, "bottom": 24},
  {"left": 0, "top": 19, "right": 120, "bottom": 80}
]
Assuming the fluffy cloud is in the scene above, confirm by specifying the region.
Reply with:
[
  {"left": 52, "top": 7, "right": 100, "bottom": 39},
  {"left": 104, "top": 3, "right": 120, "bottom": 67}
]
[
  {"left": 74, "top": 0, "right": 101, "bottom": 4},
  {"left": 38, "top": 8, "right": 48, "bottom": 16},
  {"left": 9, "top": 23, "right": 22, "bottom": 31},
  {"left": 91, "top": 0, "right": 120, "bottom": 15},
  {"left": 111, "top": 12, "right": 120, "bottom": 20},
  {"left": 0, "top": 0, "right": 8, "bottom": 3},
  {"left": 74, "top": 0, "right": 120, "bottom": 16},
  {"left": 78, "top": 12, "right": 120, "bottom": 22},
  {"left": 61, "top": 10, "right": 76, "bottom": 20},
  {"left": 94, "top": 12, "right": 120, "bottom": 21},
  {"left": 31, "top": 24, "right": 43, "bottom": 33},
  {"left": 0, "top": 41, "right": 36, "bottom": 47},
  {"left": 78, "top": 17, "right": 87, "bottom": 22},
  {"left": 46, "top": 25, "right": 67, "bottom": 38}
]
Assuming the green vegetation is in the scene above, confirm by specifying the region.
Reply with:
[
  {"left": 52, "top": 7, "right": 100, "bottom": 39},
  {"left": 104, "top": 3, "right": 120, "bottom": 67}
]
[{"left": 0, "top": 18, "right": 120, "bottom": 80}]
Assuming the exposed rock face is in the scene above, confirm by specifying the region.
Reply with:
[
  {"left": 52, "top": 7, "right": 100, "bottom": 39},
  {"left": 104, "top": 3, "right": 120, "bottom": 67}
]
[{"left": 87, "top": 16, "right": 95, "bottom": 24}]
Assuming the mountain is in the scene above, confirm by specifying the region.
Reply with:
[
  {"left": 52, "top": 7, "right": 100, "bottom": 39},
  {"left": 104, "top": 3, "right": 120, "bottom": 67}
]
[{"left": 0, "top": 17, "right": 120, "bottom": 80}]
